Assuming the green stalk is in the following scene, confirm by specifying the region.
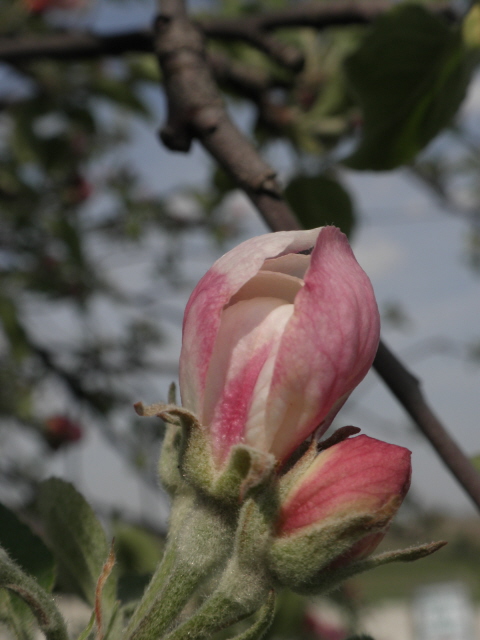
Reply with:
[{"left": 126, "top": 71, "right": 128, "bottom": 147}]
[
  {"left": 124, "top": 492, "right": 236, "bottom": 640},
  {"left": 159, "top": 558, "right": 271, "bottom": 640}
]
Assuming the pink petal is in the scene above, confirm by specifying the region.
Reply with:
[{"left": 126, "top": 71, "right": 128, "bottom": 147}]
[
  {"left": 179, "top": 228, "right": 322, "bottom": 417},
  {"left": 263, "top": 227, "right": 380, "bottom": 461},
  {"left": 203, "top": 298, "right": 294, "bottom": 462},
  {"left": 277, "top": 435, "right": 411, "bottom": 535}
]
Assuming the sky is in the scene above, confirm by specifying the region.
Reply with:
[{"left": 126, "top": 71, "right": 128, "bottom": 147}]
[{"left": 36, "top": 0, "right": 480, "bottom": 521}]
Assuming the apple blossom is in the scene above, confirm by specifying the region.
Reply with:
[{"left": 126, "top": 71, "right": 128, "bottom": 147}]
[
  {"left": 180, "top": 226, "right": 380, "bottom": 467},
  {"left": 268, "top": 434, "right": 412, "bottom": 589}
]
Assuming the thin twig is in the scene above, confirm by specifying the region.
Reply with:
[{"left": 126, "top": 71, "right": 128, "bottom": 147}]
[
  {"left": 0, "top": 30, "right": 153, "bottom": 63},
  {"left": 0, "top": 1, "right": 457, "bottom": 65},
  {"left": 154, "top": 0, "right": 480, "bottom": 512},
  {"left": 199, "top": 0, "right": 456, "bottom": 32}
]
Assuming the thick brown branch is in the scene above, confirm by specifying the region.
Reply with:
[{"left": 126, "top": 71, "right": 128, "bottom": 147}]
[
  {"left": 154, "top": 8, "right": 283, "bottom": 196},
  {"left": 155, "top": 0, "right": 480, "bottom": 512}
]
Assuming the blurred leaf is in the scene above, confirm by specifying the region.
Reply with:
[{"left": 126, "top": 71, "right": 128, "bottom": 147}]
[
  {"left": 0, "top": 504, "right": 56, "bottom": 640},
  {"left": 471, "top": 454, "right": 480, "bottom": 472},
  {"left": 268, "top": 591, "right": 309, "bottom": 639},
  {"left": 38, "top": 479, "right": 116, "bottom": 612},
  {"left": 285, "top": 173, "right": 355, "bottom": 237},
  {"left": 0, "top": 294, "right": 30, "bottom": 361},
  {"left": 344, "top": 5, "right": 473, "bottom": 170},
  {"left": 92, "top": 74, "right": 150, "bottom": 116},
  {"left": 0, "top": 588, "right": 36, "bottom": 640},
  {"left": 463, "top": 5, "right": 480, "bottom": 49},
  {"left": 114, "top": 523, "right": 163, "bottom": 577},
  {"left": 0, "top": 503, "right": 55, "bottom": 591}
]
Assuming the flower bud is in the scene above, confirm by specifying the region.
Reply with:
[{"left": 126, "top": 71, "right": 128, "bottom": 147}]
[
  {"left": 180, "top": 227, "right": 380, "bottom": 474},
  {"left": 268, "top": 434, "right": 411, "bottom": 591},
  {"left": 44, "top": 415, "right": 83, "bottom": 450}
]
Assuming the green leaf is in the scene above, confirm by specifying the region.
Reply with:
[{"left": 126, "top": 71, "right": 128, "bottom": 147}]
[
  {"left": 37, "top": 479, "right": 116, "bottom": 611},
  {"left": 0, "top": 503, "right": 54, "bottom": 592},
  {"left": 92, "top": 75, "right": 150, "bottom": 117},
  {"left": 343, "top": 5, "right": 473, "bottom": 170},
  {"left": 463, "top": 5, "right": 480, "bottom": 49},
  {"left": 0, "top": 548, "right": 68, "bottom": 640},
  {"left": 284, "top": 173, "right": 356, "bottom": 238},
  {"left": 0, "top": 293, "right": 30, "bottom": 361},
  {"left": 471, "top": 453, "right": 480, "bottom": 472}
]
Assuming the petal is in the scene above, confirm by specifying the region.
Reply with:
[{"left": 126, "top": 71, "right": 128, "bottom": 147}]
[
  {"left": 278, "top": 435, "right": 411, "bottom": 535},
  {"left": 228, "top": 270, "right": 303, "bottom": 307},
  {"left": 180, "top": 228, "right": 322, "bottom": 416},
  {"left": 203, "top": 298, "right": 294, "bottom": 462},
  {"left": 261, "top": 253, "right": 311, "bottom": 279},
  {"left": 264, "top": 226, "right": 381, "bottom": 461}
]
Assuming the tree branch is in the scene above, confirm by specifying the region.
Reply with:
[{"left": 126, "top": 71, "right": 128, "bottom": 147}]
[
  {"left": 0, "top": 1, "right": 457, "bottom": 64},
  {"left": 0, "top": 30, "right": 153, "bottom": 63},
  {"left": 154, "top": 0, "right": 480, "bottom": 512},
  {"left": 199, "top": 0, "right": 456, "bottom": 32}
]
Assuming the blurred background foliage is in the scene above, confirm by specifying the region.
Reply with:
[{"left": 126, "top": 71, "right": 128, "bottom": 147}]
[{"left": 2, "top": 0, "right": 480, "bottom": 638}]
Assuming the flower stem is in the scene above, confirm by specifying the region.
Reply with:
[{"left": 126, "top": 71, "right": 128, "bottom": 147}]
[
  {"left": 124, "top": 491, "right": 236, "bottom": 640},
  {"left": 159, "top": 559, "right": 272, "bottom": 640}
]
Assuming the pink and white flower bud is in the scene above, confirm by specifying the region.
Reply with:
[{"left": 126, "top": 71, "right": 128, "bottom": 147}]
[
  {"left": 271, "top": 434, "right": 411, "bottom": 579},
  {"left": 180, "top": 227, "right": 380, "bottom": 467}
]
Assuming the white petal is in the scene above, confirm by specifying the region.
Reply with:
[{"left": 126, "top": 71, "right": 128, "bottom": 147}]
[
  {"left": 261, "top": 253, "right": 311, "bottom": 279},
  {"left": 202, "top": 297, "right": 291, "bottom": 460},
  {"left": 243, "top": 303, "right": 294, "bottom": 451},
  {"left": 227, "top": 270, "right": 303, "bottom": 307}
]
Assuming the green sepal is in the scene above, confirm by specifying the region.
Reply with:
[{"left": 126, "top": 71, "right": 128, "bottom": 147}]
[
  {"left": 135, "top": 400, "right": 200, "bottom": 496},
  {"left": 158, "top": 422, "right": 184, "bottom": 496},
  {"left": 136, "top": 401, "right": 277, "bottom": 504},
  {"left": 211, "top": 445, "right": 276, "bottom": 505},
  {"left": 234, "top": 495, "right": 278, "bottom": 569},
  {"left": 180, "top": 415, "right": 276, "bottom": 504},
  {"left": 293, "top": 540, "right": 447, "bottom": 596},
  {"left": 268, "top": 497, "right": 400, "bottom": 590},
  {"left": 276, "top": 440, "right": 317, "bottom": 501},
  {"left": 307, "top": 541, "right": 447, "bottom": 596}
]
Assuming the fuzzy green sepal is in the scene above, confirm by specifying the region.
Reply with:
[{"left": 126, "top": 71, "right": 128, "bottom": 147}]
[
  {"left": 158, "top": 423, "right": 184, "bottom": 496},
  {"left": 276, "top": 440, "right": 317, "bottom": 501},
  {"left": 292, "top": 540, "right": 447, "bottom": 596},
  {"left": 234, "top": 495, "right": 278, "bottom": 570},
  {"left": 136, "top": 401, "right": 276, "bottom": 505},
  {"left": 267, "top": 497, "right": 400, "bottom": 590},
  {"left": 210, "top": 445, "right": 276, "bottom": 504}
]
